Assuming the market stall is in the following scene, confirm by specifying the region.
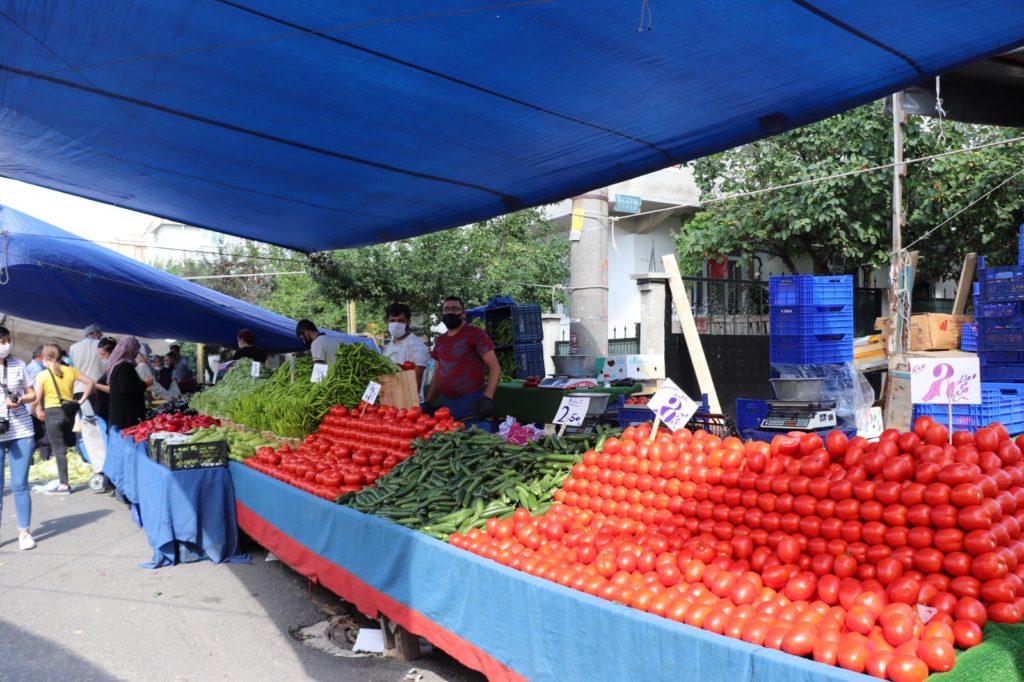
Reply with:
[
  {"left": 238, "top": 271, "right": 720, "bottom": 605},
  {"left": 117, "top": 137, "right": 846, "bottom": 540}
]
[{"left": 492, "top": 380, "right": 641, "bottom": 427}]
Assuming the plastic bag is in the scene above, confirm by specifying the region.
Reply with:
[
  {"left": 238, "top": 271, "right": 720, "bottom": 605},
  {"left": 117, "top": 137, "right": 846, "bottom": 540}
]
[
  {"left": 769, "top": 362, "right": 875, "bottom": 420},
  {"left": 497, "top": 415, "right": 545, "bottom": 445}
]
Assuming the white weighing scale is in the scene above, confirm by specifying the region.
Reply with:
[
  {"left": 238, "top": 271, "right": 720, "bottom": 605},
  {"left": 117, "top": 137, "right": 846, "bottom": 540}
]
[{"left": 759, "top": 399, "right": 838, "bottom": 431}]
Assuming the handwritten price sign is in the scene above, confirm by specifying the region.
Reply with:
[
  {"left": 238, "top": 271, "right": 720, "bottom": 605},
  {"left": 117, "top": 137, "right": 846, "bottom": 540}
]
[
  {"left": 553, "top": 396, "right": 590, "bottom": 427},
  {"left": 910, "top": 358, "right": 981, "bottom": 405},
  {"left": 648, "top": 379, "right": 700, "bottom": 432},
  {"left": 310, "top": 364, "right": 329, "bottom": 383},
  {"left": 250, "top": 361, "right": 262, "bottom": 378},
  {"left": 361, "top": 380, "right": 382, "bottom": 405}
]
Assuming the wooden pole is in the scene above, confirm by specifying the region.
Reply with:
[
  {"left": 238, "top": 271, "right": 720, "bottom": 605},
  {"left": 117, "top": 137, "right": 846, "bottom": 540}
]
[
  {"left": 662, "top": 254, "right": 721, "bottom": 413},
  {"left": 951, "top": 253, "right": 978, "bottom": 316}
]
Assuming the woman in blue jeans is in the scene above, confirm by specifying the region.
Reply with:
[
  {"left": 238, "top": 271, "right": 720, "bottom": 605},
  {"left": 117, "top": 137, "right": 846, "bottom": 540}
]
[{"left": 0, "top": 325, "right": 38, "bottom": 550}]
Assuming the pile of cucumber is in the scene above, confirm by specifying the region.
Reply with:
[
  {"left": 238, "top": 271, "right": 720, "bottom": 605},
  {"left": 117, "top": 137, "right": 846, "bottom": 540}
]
[
  {"left": 184, "top": 425, "right": 275, "bottom": 463},
  {"left": 338, "top": 426, "right": 617, "bottom": 541}
]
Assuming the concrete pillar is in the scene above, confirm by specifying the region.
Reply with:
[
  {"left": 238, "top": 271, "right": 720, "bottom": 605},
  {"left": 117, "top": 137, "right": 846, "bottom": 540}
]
[
  {"left": 541, "top": 314, "right": 564, "bottom": 376},
  {"left": 569, "top": 191, "right": 609, "bottom": 366},
  {"left": 630, "top": 272, "right": 669, "bottom": 356}
]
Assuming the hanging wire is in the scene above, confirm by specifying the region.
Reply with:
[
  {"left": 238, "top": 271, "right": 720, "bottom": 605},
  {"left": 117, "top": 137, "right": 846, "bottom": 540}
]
[
  {"left": 638, "top": 0, "right": 653, "bottom": 31},
  {"left": 0, "top": 230, "right": 9, "bottom": 285},
  {"left": 934, "top": 76, "right": 947, "bottom": 142}
]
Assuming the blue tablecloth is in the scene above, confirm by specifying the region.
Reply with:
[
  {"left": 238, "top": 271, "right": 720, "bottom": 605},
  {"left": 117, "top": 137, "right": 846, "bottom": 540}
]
[
  {"left": 231, "top": 462, "right": 869, "bottom": 682},
  {"left": 104, "top": 426, "right": 247, "bottom": 568}
]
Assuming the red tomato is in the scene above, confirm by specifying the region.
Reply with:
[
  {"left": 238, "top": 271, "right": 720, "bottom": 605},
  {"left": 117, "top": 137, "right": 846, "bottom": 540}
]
[
  {"left": 825, "top": 431, "right": 849, "bottom": 458},
  {"left": 976, "top": 427, "right": 1000, "bottom": 453},
  {"left": 888, "top": 654, "right": 929, "bottom": 682},
  {"left": 781, "top": 623, "right": 817, "bottom": 656},
  {"left": 988, "top": 601, "right": 1022, "bottom": 623},
  {"left": 799, "top": 433, "right": 824, "bottom": 457},
  {"left": 955, "top": 596, "right": 988, "bottom": 627},
  {"left": 951, "top": 619, "right": 983, "bottom": 648},
  {"left": 836, "top": 640, "right": 871, "bottom": 673}
]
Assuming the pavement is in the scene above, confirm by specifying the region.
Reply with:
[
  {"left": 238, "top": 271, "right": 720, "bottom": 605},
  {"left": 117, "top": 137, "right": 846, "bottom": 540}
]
[{"left": 0, "top": 475, "right": 486, "bottom": 682}]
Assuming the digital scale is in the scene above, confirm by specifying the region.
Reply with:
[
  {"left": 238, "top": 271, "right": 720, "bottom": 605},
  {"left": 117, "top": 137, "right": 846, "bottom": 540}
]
[{"left": 759, "top": 399, "right": 837, "bottom": 431}]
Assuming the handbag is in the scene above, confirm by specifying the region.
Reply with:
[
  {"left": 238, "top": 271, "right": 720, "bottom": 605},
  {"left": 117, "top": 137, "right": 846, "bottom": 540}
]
[{"left": 47, "top": 368, "right": 81, "bottom": 420}]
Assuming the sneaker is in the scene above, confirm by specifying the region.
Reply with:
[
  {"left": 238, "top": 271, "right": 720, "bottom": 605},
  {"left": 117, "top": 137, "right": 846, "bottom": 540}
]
[
  {"left": 19, "top": 533, "right": 36, "bottom": 550},
  {"left": 46, "top": 485, "right": 71, "bottom": 495}
]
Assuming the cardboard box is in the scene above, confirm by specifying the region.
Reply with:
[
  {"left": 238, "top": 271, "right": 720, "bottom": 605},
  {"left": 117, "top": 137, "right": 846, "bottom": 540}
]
[
  {"left": 875, "top": 315, "right": 971, "bottom": 351},
  {"left": 378, "top": 370, "right": 419, "bottom": 409},
  {"left": 600, "top": 354, "right": 665, "bottom": 381}
]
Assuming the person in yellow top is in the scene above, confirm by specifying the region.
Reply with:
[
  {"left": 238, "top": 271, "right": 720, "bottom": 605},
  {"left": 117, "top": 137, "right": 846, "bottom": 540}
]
[{"left": 33, "top": 345, "right": 94, "bottom": 494}]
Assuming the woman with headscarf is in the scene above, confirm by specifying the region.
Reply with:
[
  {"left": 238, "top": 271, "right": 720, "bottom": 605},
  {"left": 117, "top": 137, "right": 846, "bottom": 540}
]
[{"left": 106, "top": 336, "right": 148, "bottom": 431}]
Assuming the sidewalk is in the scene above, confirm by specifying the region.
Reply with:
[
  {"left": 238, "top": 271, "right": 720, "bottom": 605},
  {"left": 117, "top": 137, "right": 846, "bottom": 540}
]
[{"left": 0, "top": 479, "right": 484, "bottom": 682}]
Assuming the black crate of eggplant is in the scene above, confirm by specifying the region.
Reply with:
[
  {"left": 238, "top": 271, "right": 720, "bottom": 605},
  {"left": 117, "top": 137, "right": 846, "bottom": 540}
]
[{"left": 153, "top": 440, "right": 229, "bottom": 471}]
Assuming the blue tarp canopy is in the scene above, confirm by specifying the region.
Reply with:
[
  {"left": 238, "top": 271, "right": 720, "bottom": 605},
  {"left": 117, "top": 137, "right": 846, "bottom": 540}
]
[
  {"left": 0, "top": 206, "right": 373, "bottom": 352},
  {"left": 1, "top": 3, "right": 1023, "bottom": 253}
]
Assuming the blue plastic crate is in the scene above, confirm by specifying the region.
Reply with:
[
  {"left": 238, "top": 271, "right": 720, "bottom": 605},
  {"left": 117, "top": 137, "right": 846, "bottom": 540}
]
[
  {"left": 978, "top": 265, "right": 1024, "bottom": 302},
  {"left": 981, "top": 362, "right": 1024, "bottom": 383},
  {"left": 486, "top": 304, "right": 544, "bottom": 343},
  {"left": 1020, "top": 224, "right": 1024, "bottom": 266},
  {"left": 769, "top": 275, "right": 853, "bottom": 307},
  {"left": 977, "top": 318, "right": 1024, "bottom": 351},
  {"left": 913, "top": 383, "right": 1024, "bottom": 434},
  {"left": 981, "top": 350, "right": 1024, "bottom": 363},
  {"left": 974, "top": 299, "right": 1024, "bottom": 318},
  {"left": 511, "top": 341, "right": 545, "bottom": 379},
  {"left": 735, "top": 398, "right": 769, "bottom": 432},
  {"left": 961, "top": 323, "right": 977, "bottom": 351},
  {"left": 770, "top": 333, "right": 853, "bottom": 364},
  {"left": 769, "top": 304, "right": 853, "bottom": 335},
  {"left": 615, "top": 395, "right": 654, "bottom": 426}
]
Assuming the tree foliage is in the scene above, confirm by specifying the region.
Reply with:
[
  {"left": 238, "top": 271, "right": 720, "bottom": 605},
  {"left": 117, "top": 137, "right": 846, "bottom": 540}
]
[{"left": 677, "top": 101, "right": 1024, "bottom": 280}]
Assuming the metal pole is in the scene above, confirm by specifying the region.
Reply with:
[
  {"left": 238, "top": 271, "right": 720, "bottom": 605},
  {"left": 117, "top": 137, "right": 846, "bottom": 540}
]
[
  {"left": 888, "top": 91, "right": 907, "bottom": 359},
  {"left": 569, "top": 190, "right": 609, "bottom": 364}
]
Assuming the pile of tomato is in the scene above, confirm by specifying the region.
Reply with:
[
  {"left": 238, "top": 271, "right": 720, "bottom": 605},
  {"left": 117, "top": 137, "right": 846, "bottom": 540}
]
[
  {"left": 245, "top": 404, "right": 463, "bottom": 500},
  {"left": 451, "top": 417, "right": 1024, "bottom": 681},
  {"left": 122, "top": 412, "right": 220, "bottom": 442}
]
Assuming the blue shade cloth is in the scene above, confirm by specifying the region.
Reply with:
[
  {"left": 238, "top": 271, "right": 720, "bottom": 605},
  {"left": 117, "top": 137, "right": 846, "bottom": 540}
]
[
  {"left": 103, "top": 424, "right": 247, "bottom": 568},
  {"left": 231, "top": 463, "right": 868, "bottom": 682},
  {"left": 1, "top": 3, "right": 1023, "bottom": 252},
  {"left": 0, "top": 206, "right": 376, "bottom": 352}
]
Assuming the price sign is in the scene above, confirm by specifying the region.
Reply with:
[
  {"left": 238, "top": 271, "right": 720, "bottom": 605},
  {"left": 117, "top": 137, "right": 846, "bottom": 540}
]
[
  {"left": 910, "top": 357, "right": 981, "bottom": 405},
  {"left": 552, "top": 396, "right": 590, "bottom": 427},
  {"left": 310, "top": 363, "right": 329, "bottom": 383},
  {"left": 361, "top": 380, "right": 382, "bottom": 405},
  {"left": 648, "top": 379, "right": 699, "bottom": 432},
  {"left": 917, "top": 604, "right": 938, "bottom": 624},
  {"left": 250, "top": 361, "right": 262, "bottom": 378}
]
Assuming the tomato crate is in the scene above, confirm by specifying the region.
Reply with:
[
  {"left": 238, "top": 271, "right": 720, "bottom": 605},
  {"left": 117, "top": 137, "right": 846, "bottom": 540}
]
[
  {"left": 978, "top": 265, "right": 1024, "bottom": 302},
  {"left": 769, "top": 275, "right": 852, "bottom": 307},
  {"left": 511, "top": 341, "right": 545, "bottom": 379},
  {"left": 154, "top": 440, "right": 228, "bottom": 471},
  {"left": 485, "top": 305, "right": 543, "bottom": 343},
  {"left": 616, "top": 395, "right": 655, "bottom": 427},
  {"left": 961, "top": 323, "right": 977, "bottom": 352},
  {"left": 769, "top": 333, "right": 853, "bottom": 364},
  {"left": 685, "top": 412, "right": 739, "bottom": 439},
  {"left": 735, "top": 398, "right": 769, "bottom": 432},
  {"left": 976, "top": 319, "right": 1024, "bottom": 351},
  {"left": 769, "top": 304, "right": 853, "bottom": 335},
  {"left": 913, "top": 383, "right": 1024, "bottom": 433}
]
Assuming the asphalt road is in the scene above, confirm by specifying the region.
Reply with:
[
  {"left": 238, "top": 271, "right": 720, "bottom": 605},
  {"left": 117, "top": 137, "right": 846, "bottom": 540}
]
[{"left": 0, "top": 477, "right": 486, "bottom": 682}]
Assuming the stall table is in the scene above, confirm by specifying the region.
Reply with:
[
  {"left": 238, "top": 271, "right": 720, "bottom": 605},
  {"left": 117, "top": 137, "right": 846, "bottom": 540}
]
[
  {"left": 104, "top": 426, "right": 245, "bottom": 568},
  {"left": 493, "top": 381, "right": 641, "bottom": 425},
  {"left": 231, "top": 462, "right": 868, "bottom": 682}
]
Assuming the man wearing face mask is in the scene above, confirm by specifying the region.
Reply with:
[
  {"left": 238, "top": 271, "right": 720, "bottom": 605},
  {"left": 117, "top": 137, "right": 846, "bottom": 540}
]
[
  {"left": 69, "top": 323, "right": 105, "bottom": 418},
  {"left": 424, "top": 296, "right": 501, "bottom": 420},
  {"left": 295, "top": 319, "right": 340, "bottom": 366},
  {"left": 381, "top": 303, "right": 430, "bottom": 390}
]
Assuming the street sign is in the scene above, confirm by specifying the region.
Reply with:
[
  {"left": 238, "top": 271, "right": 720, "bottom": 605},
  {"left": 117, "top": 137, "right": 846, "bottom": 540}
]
[{"left": 614, "top": 194, "right": 642, "bottom": 214}]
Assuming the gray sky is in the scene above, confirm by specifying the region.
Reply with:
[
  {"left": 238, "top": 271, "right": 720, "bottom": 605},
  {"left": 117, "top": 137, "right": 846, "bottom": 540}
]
[{"left": 0, "top": 177, "right": 157, "bottom": 241}]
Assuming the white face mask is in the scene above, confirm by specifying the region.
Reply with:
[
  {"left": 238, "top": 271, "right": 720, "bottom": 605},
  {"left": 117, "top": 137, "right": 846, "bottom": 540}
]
[
  {"left": 388, "top": 322, "right": 407, "bottom": 339},
  {"left": 0, "top": 343, "right": 11, "bottom": 359}
]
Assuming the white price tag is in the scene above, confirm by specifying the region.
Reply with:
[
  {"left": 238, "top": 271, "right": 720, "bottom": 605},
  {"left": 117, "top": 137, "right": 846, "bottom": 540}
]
[
  {"left": 553, "top": 396, "right": 589, "bottom": 427},
  {"left": 250, "top": 361, "right": 262, "bottom": 378},
  {"left": 647, "top": 379, "right": 699, "bottom": 432},
  {"left": 310, "top": 363, "right": 329, "bottom": 383},
  {"left": 916, "top": 604, "right": 938, "bottom": 624},
  {"left": 361, "top": 380, "right": 382, "bottom": 405}
]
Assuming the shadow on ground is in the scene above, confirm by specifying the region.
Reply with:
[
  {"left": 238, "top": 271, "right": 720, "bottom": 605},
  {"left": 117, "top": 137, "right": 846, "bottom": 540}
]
[{"left": 0, "top": 617, "right": 119, "bottom": 681}]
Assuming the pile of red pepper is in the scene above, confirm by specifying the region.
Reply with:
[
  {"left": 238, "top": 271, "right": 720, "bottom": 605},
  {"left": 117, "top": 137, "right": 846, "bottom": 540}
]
[
  {"left": 625, "top": 396, "right": 650, "bottom": 405},
  {"left": 245, "top": 404, "right": 463, "bottom": 500},
  {"left": 121, "top": 413, "right": 220, "bottom": 442}
]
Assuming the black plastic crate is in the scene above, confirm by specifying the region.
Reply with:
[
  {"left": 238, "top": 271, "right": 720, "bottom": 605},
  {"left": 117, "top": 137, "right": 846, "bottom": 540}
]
[
  {"left": 512, "top": 341, "right": 545, "bottom": 379},
  {"left": 155, "top": 440, "right": 228, "bottom": 471},
  {"left": 485, "top": 305, "right": 543, "bottom": 343},
  {"left": 685, "top": 412, "right": 739, "bottom": 439}
]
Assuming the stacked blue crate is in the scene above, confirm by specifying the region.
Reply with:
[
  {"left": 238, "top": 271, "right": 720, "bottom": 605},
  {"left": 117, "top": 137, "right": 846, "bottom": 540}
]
[
  {"left": 768, "top": 275, "right": 854, "bottom": 364},
  {"left": 975, "top": 245, "right": 1024, "bottom": 384},
  {"left": 913, "top": 383, "right": 1024, "bottom": 434},
  {"left": 485, "top": 304, "right": 545, "bottom": 378}
]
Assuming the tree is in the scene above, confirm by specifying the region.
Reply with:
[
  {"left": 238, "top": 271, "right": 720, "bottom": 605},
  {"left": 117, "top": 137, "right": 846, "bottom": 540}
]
[
  {"left": 307, "top": 207, "right": 569, "bottom": 320},
  {"left": 677, "top": 101, "right": 1024, "bottom": 280}
]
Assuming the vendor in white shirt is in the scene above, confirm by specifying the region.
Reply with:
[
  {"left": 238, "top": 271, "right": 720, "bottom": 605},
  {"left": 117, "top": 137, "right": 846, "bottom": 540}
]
[
  {"left": 381, "top": 303, "right": 430, "bottom": 390},
  {"left": 295, "top": 319, "right": 340, "bottom": 366}
]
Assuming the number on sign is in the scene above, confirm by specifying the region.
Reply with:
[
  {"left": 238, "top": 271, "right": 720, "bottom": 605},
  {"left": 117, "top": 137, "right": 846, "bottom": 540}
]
[
  {"left": 648, "top": 379, "right": 699, "bottom": 432},
  {"left": 553, "top": 396, "right": 589, "bottom": 426}
]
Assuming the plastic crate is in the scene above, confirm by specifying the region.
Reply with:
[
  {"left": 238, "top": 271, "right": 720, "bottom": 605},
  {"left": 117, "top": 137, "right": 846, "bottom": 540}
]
[
  {"left": 485, "top": 305, "right": 543, "bottom": 343},
  {"left": 976, "top": 319, "right": 1024, "bottom": 351},
  {"left": 913, "top": 383, "right": 1024, "bottom": 433},
  {"left": 770, "top": 333, "right": 853, "bottom": 364},
  {"left": 769, "top": 304, "right": 853, "bottom": 335},
  {"left": 974, "top": 299, "right": 1024, "bottom": 318},
  {"left": 769, "top": 275, "right": 853, "bottom": 307},
  {"left": 980, "top": 362, "right": 1024, "bottom": 383},
  {"left": 686, "top": 412, "right": 738, "bottom": 439},
  {"left": 978, "top": 265, "right": 1024, "bottom": 302},
  {"left": 1020, "top": 224, "right": 1024, "bottom": 266},
  {"left": 154, "top": 439, "right": 228, "bottom": 470},
  {"left": 735, "top": 398, "right": 769, "bottom": 432},
  {"left": 616, "top": 395, "right": 655, "bottom": 426},
  {"left": 511, "top": 341, "right": 545, "bottom": 379},
  {"left": 961, "top": 323, "right": 977, "bottom": 352}
]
